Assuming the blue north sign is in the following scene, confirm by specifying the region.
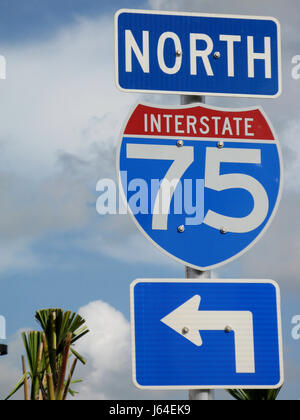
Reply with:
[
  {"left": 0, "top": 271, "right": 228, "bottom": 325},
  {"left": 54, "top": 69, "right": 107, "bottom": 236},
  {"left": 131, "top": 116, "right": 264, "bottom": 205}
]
[{"left": 115, "top": 9, "right": 281, "bottom": 98}]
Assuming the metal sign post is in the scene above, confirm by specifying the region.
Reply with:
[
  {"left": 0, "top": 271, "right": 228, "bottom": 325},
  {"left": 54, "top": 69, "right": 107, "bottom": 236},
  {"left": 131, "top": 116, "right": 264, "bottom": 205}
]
[
  {"left": 181, "top": 94, "right": 213, "bottom": 401},
  {"left": 186, "top": 267, "right": 213, "bottom": 401}
]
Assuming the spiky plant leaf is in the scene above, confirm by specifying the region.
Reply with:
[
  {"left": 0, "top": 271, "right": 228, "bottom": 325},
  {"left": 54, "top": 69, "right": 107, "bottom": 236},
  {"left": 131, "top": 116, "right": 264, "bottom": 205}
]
[
  {"left": 227, "top": 388, "right": 282, "bottom": 401},
  {"left": 5, "top": 372, "right": 30, "bottom": 400},
  {"left": 8, "top": 308, "right": 89, "bottom": 400}
]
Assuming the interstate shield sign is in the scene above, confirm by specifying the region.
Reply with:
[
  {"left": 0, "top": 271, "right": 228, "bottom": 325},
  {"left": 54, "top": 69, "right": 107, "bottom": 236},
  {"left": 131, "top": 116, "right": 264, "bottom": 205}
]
[{"left": 117, "top": 103, "right": 283, "bottom": 270}]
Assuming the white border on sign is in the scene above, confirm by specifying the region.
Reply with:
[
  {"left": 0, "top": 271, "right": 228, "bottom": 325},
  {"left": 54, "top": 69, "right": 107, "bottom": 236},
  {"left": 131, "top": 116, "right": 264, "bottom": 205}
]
[
  {"left": 116, "top": 101, "right": 284, "bottom": 272},
  {"left": 114, "top": 9, "right": 282, "bottom": 99},
  {"left": 130, "top": 278, "right": 284, "bottom": 390}
]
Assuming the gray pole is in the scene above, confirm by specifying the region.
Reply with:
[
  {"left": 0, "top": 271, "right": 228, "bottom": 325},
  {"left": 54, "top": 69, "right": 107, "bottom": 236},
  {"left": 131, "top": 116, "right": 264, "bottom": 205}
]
[
  {"left": 180, "top": 94, "right": 214, "bottom": 401},
  {"left": 186, "top": 267, "right": 213, "bottom": 401}
]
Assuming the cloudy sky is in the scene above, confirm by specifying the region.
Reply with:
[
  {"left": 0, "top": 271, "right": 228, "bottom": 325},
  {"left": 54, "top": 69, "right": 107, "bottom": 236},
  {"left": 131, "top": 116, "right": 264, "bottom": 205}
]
[{"left": 0, "top": 0, "right": 299, "bottom": 400}]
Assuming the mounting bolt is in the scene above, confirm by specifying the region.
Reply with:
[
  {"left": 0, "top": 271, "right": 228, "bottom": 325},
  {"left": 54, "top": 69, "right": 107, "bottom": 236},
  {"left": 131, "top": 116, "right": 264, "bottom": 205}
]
[
  {"left": 214, "top": 51, "right": 221, "bottom": 59},
  {"left": 177, "top": 140, "right": 184, "bottom": 147},
  {"left": 178, "top": 225, "right": 185, "bottom": 233},
  {"left": 217, "top": 141, "right": 224, "bottom": 149},
  {"left": 182, "top": 327, "right": 189, "bottom": 335},
  {"left": 220, "top": 227, "right": 227, "bottom": 234},
  {"left": 225, "top": 326, "right": 232, "bottom": 333},
  {"left": 176, "top": 50, "right": 182, "bottom": 57}
]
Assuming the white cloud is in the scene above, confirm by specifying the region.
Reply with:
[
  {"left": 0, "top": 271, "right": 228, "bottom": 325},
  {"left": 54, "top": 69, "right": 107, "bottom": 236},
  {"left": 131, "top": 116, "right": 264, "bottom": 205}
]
[
  {"left": 0, "top": 14, "right": 142, "bottom": 271},
  {"left": 280, "top": 121, "right": 300, "bottom": 192},
  {"left": 0, "top": 167, "right": 94, "bottom": 272},
  {"left": 75, "top": 299, "right": 185, "bottom": 400},
  {"left": 0, "top": 239, "right": 38, "bottom": 273},
  {"left": 76, "top": 214, "right": 180, "bottom": 268},
  {"left": 148, "top": 0, "right": 299, "bottom": 22},
  {"left": 0, "top": 11, "right": 180, "bottom": 272},
  {"left": 0, "top": 15, "right": 135, "bottom": 176},
  {"left": 235, "top": 192, "right": 300, "bottom": 288}
]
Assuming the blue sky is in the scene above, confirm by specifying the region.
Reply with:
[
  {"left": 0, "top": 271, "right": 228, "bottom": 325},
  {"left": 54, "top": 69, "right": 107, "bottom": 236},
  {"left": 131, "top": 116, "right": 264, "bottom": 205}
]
[{"left": 0, "top": 0, "right": 299, "bottom": 400}]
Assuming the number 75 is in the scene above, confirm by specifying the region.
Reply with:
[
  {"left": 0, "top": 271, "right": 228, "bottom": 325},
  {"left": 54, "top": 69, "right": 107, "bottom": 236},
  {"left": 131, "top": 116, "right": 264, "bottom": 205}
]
[{"left": 126, "top": 144, "right": 269, "bottom": 234}]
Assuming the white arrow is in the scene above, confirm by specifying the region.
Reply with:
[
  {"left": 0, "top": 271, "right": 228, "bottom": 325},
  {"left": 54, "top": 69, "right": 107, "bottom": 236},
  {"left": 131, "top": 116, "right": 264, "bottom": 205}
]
[{"left": 161, "top": 295, "right": 255, "bottom": 374}]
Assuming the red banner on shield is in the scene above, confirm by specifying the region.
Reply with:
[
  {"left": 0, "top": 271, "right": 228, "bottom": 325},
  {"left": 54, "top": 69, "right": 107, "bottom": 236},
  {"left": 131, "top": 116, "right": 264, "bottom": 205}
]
[{"left": 124, "top": 104, "right": 275, "bottom": 141}]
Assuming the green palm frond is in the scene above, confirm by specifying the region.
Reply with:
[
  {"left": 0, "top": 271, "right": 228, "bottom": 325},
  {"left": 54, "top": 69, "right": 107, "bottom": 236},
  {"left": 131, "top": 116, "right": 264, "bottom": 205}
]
[
  {"left": 4, "top": 372, "right": 30, "bottom": 401},
  {"left": 227, "top": 388, "right": 282, "bottom": 401},
  {"left": 35, "top": 309, "right": 89, "bottom": 348},
  {"left": 7, "top": 308, "right": 89, "bottom": 400}
]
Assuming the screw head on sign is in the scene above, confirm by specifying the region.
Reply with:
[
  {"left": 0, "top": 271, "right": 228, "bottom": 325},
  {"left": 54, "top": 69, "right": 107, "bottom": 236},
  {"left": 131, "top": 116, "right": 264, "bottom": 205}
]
[
  {"left": 225, "top": 326, "right": 232, "bottom": 333},
  {"left": 182, "top": 327, "right": 189, "bottom": 335},
  {"left": 220, "top": 227, "right": 227, "bottom": 234},
  {"left": 217, "top": 141, "right": 224, "bottom": 149},
  {"left": 177, "top": 140, "right": 184, "bottom": 147},
  {"left": 178, "top": 225, "right": 185, "bottom": 233},
  {"left": 176, "top": 50, "right": 182, "bottom": 57},
  {"left": 214, "top": 51, "right": 221, "bottom": 59}
]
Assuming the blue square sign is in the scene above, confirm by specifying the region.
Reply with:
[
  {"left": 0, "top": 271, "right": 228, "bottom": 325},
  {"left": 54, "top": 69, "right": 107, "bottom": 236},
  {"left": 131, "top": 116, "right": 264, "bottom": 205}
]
[{"left": 130, "top": 279, "right": 284, "bottom": 389}]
